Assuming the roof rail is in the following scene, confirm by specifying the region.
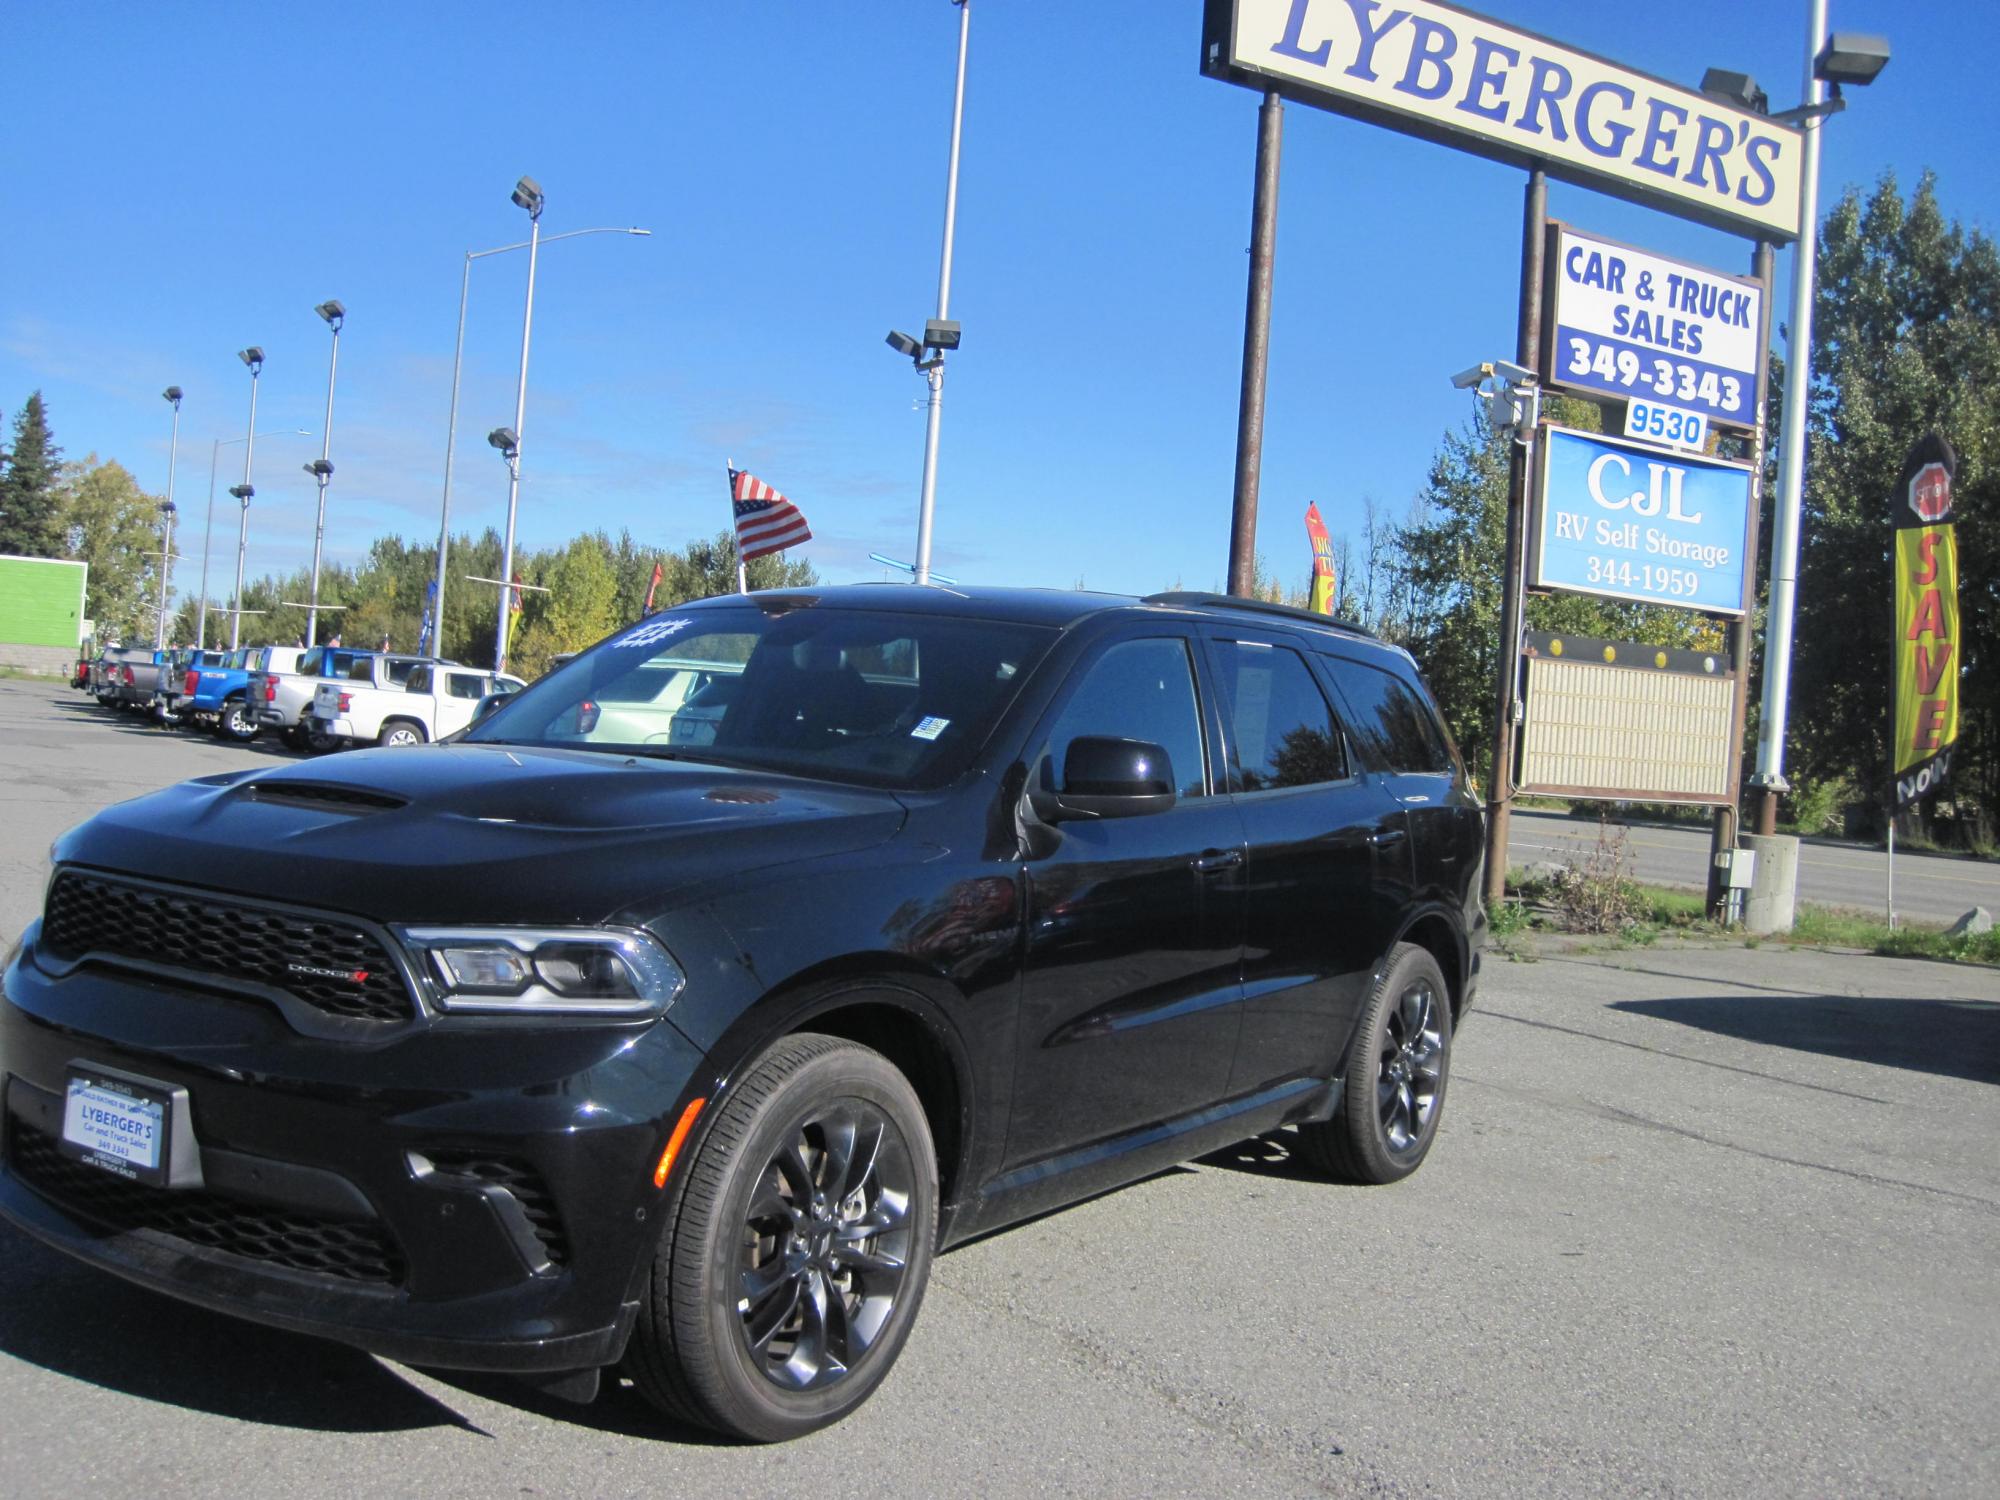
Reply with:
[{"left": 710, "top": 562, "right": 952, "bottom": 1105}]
[{"left": 1139, "top": 591, "right": 1379, "bottom": 639}]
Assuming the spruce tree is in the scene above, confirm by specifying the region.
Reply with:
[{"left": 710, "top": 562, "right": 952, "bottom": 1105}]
[{"left": 0, "top": 391, "right": 65, "bottom": 556}]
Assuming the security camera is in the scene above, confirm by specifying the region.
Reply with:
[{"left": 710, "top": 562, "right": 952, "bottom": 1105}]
[{"left": 1451, "top": 364, "right": 1494, "bottom": 391}]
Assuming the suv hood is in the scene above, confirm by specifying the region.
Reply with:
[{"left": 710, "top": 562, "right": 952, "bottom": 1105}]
[{"left": 57, "top": 745, "right": 908, "bottom": 927}]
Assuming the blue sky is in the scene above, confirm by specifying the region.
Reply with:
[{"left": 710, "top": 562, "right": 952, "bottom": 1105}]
[{"left": 2, "top": 2, "right": 1990, "bottom": 605}]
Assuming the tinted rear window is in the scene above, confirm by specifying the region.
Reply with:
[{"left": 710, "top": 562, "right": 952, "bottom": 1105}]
[{"left": 1320, "top": 655, "right": 1455, "bottom": 776}]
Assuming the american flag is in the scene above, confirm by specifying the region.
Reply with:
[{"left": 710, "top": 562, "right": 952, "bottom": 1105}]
[{"left": 730, "top": 469, "right": 813, "bottom": 562}]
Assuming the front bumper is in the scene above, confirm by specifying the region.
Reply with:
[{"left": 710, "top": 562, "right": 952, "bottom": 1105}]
[{"left": 0, "top": 926, "right": 706, "bottom": 1373}]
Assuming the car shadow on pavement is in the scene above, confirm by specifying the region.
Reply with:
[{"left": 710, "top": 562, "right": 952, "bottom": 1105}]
[
  {"left": 1613, "top": 993, "right": 2000, "bottom": 1086},
  {"left": 420, "top": 1368, "right": 733, "bottom": 1445},
  {"left": 1195, "top": 1129, "right": 1328, "bottom": 1182},
  {"left": 0, "top": 1220, "right": 489, "bottom": 1434}
]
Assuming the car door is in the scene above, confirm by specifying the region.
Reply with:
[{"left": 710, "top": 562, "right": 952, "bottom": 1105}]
[
  {"left": 1005, "top": 630, "right": 1248, "bottom": 1169},
  {"left": 434, "top": 671, "right": 491, "bottom": 737},
  {"left": 1199, "top": 628, "right": 1414, "bottom": 1096}
]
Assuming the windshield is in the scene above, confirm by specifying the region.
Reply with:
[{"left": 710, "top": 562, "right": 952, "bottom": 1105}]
[{"left": 467, "top": 605, "right": 1055, "bottom": 789}]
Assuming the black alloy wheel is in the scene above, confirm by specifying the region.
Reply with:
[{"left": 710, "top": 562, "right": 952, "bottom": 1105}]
[
  {"left": 1297, "top": 942, "right": 1453, "bottom": 1184},
  {"left": 627, "top": 1032, "right": 937, "bottom": 1442}
]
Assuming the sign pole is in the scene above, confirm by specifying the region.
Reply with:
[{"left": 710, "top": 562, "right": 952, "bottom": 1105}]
[
  {"left": 1227, "top": 90, "right": 1283, "bottom": 598},
  {"left": 1707, "top": 239, "right": 1777, "bottom": 919},
  {"left": 1481, "top": 167, "right": 1546, "bottom": 911},
  {"left": 726, "top": 458, "right": 748, "bottom": 594}
]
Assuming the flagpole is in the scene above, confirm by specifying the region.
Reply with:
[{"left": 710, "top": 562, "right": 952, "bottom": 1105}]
[{"left": 728, "top": 458, "right": 749, "bottom": 593}]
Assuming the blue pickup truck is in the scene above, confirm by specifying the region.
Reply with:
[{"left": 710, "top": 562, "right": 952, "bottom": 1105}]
[{"left": 172, "top": 645, "right": 307, "bottom": 741}]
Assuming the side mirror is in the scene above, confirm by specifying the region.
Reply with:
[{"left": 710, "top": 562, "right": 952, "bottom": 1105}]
[
  {"left": 1035, "top": 737, "right": 1178, "bottom": 822},
  {"left": 470, "top": 693, "right": 508, "bottom": 726}
]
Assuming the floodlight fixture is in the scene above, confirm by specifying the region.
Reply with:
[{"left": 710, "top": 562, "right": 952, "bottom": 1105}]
[
  {"left": 163, "top": 385, "right": 184, "bottom": 406},
  {"left": 511, "top": 175, "right": 545, "bottom": 218},
  {"left": 1699, "top": 68, "right": 1768, "bottom": 116},
  {"left": 305, "top": 459, "right": 334, "bottom": 479},
  {"left": 238, "top": 347, "right": 264, "bottom": 370},
  {"left": 923, "top": 319, "right": 962, "bottom": 351},
  {"left": 315, "top": 299, "right": 346, "bottom": 329},
  {"left": 886, "top": 330, "right": 923, "bottom": 359},
  {"left": 1816, "top": 33, "right": 1890, "bottom": 88},
  {"left": 228, "top": 483, "right": 255, "bottom": 501},
  {"left": 488, "top": 426, "right": 519, "bottom": 457},
  {"left": 160, "top": 500, "right": 177, "bottom": 517}
]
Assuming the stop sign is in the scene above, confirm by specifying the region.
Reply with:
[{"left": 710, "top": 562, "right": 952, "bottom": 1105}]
[{"left": 1911, "top": 461, "right": 1952, "bottom": 522}]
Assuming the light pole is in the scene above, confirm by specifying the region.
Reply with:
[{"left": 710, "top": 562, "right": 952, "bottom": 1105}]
[
  {"left": 492, "top": 175, "right": 544, "bottom": 673},
  {"left": 885, "top": 0, "right": 970, "bottom": 587},
  {"left": 156, "top": 386, "right": 183, "bottom": 648},
  {"left": 430, "top": 224, "right": 649, "bottom": 659},
  {"left": 1744, "top": 18, "right": 1892, "bottom": 833},
  {"left": 226, "top": 348, "right": 264, "bottom": 650},
  {"left": 305, "top": 300, "right": 344, "bottom": 648},
  {"left": 196, "top": 426, "right": 311, "bottom": 649},
  {"left": 487, "top": 427, "right": 521, "bottom": 669}
]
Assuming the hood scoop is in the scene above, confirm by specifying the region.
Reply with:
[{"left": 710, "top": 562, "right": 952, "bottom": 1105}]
[{"left": 243, "top": 780, "right": 410, "bottom": 815}]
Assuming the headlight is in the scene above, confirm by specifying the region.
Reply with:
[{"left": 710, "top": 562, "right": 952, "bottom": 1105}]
[{"left": 394, "top": 926, "right": 684, "bottom": 1017}]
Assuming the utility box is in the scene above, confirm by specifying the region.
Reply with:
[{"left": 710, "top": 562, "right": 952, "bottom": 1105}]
[{"left": 0, "top": 554, "right": 89, "bottom": 675}]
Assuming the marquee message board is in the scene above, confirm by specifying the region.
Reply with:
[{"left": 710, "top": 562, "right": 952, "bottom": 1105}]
[
  {"left": 1547, "top": 226, "right": 1764, "bottom": 428},
  {"left": 1201, "top": 0, "right": 1803, "bottom": 240},
  {"left": 1517, "top": 632, "right": 1736, "bottom": 805},
  {"left": 1530, "top": 426, "right": 1754, "bottom": 615}
]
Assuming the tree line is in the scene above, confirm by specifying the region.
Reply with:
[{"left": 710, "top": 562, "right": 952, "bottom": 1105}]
[{"left": 5, "top": 173, "right": 1989, "bottom": 840}]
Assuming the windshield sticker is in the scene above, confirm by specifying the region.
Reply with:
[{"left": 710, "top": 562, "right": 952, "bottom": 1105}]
[
  {"left": 614, "top": 617, "right": 694, "bottom": 651},
  {"left": 910, "top": 716, "right": 951, "bottom": 741}
]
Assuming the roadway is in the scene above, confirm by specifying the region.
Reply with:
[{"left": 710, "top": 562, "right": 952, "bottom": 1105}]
[{"left": 1507, "top": 808, "right": 1999, "bottom": 927}]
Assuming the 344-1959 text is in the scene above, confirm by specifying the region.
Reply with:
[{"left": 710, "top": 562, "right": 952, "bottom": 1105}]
[{"left": 1585, "top": 557, "right": 1700, "bottom": 598}]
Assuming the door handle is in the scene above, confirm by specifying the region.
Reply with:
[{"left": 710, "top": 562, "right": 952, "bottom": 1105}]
[
  {"left": 1193, "top": 849, "right": 1244, "bottom": 874},
  {"left": 1368, "top": 828, "right": 1408, "bottom": 848}
]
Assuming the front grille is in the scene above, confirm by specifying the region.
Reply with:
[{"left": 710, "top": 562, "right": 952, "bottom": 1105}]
[
  {"left": 427, "top": 1150, "right": 570, "bottom": 1266},
  {"left": 10, "top": 1123, "right": 405, "bottom": 1285},
  {"left": 41, "top": 871, "right": 415, "bottom": 1023}
]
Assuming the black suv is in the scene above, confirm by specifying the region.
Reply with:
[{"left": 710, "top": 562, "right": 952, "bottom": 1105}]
[{"left": 1, "top": 586, "right": 1483, "bottom": 1440}]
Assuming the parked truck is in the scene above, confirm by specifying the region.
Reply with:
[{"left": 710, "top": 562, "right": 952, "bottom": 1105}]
[
  {"left": 173, "top": 645, "right": 308, "bottom": 741},
  {"left": 307, "top": 659, "right": 523, "bottom": 748},
  {"left": 250, "top": 643, "right": 378, "bottom": 752}
]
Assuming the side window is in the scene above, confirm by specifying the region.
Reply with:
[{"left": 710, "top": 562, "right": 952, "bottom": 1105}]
[
  {"left": 447, "top": 673, "right": 486, "bottom": 700},
  {"left": 405, "top": 667, "right": 431, "bottom": 694},
  {"left": 385, "top": 658, "right": 420, "bottom": 686},
  {"left": 348, "top": 658, "right": 373, "bottom": 682},
  {"left": 1210, "top": 640, "right": 1349, "bottom": 792},
  {"left": 1321, "top": 656, "right": 1455, "bottom": 775},
  {"left": 1039, "top": 638, "right": 1207, "bottom": 799}
]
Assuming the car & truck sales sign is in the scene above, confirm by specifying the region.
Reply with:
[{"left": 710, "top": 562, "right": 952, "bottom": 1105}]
[
  {"left": 1549, "top": 227, "right": 1762, "bottom": 428},
  {"left": 1532, "top": 427, "right": 1753, "bottom": 615},
  {"left": 1202, "top": 0, "right": 1804, "bottom": 240}
]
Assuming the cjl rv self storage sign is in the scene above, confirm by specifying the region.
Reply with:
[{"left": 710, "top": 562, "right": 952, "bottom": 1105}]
[
  {"left": 1531, "top": 427, "right": 1753, "bottom": 614},
  {"left": 1548, "top": 226, "right": 1763, "bottom": 427}
]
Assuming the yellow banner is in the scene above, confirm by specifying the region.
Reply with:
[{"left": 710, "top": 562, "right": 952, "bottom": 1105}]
[{"left": 1892, "top": 523, "right": 1959, "bottom": 778}]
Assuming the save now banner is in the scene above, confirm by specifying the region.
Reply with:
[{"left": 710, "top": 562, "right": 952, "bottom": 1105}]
[{"left": 1892, "top": 431, "right": 1960, "bottom": 809}]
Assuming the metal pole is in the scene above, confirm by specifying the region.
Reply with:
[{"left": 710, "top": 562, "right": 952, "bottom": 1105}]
[
  {"left": 728, "top": 459, "right": 749, "bottom": 593},
  {"left": 1227, "top": 90, "right": 1284, "bottom": 597},
  {"left": 1886, "top": 819, "right": 1896, "bottom": 929},
  {"left": 494, "top": 209, "right": 541, "bottom": 673},
  {"left": 1481, "top": 168, "right": 1547, "bottom": 910},
  {"left": 198, "top": 439, "right": 219, "bottom": 650},
  {"left": 1752, "top": 0, "right": 1829, "bottom": 835},
  {"left": 913, "top": 0, "right": 970, "bottom": 588},
  {"left": 433, "top": 253, "right": 472, "bottom": 660},
  {"left": 157, "top": 397, "right": 181, "bottom": 648},
  {"left": 231, "top": 365, "right": 261, "bottom": 651},
  {"left": 308, "top": 318, "right": 340, "bottom": 647},
  {"left": 1709, "top": 240, "right": 1778, "bottom": 920}
]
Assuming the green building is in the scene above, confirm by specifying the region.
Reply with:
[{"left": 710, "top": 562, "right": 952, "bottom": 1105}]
[{"left": 0, "top": 554, "right": 89, "bottom": 673}]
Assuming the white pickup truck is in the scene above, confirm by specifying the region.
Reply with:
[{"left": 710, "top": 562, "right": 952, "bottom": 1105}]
[{"left": 308, "top": 660, "right": 524, "bottom": 748}]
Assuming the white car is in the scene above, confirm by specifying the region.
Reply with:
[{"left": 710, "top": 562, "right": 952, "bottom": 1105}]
[{"left": 309, "top": 663, "right": 524, "bottom": 748}]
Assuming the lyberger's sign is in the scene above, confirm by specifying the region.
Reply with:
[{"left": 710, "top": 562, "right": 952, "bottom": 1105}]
[
  {"left": 1892, "top": 432, "right": 1961, "bottom": 809},
  {"left": 1202, "top": 0, "right": 1804, "bottom": 240}
]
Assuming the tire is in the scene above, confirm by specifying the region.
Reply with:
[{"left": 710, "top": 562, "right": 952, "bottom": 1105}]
[
  {"left": 1297, "top": 943, "right": 1453, "bottom": 1185},
  {"left": 216, "top": 699, "right": 259, "bottom": 742},
  {"left": 627, "top": 1033, "right": 938, "bottom": 1442},
  {"left": 304, "top": 726, "right": 341, "bottom": 755},
  {"left": 378, "top": 720, "right": 426, "bottom": 749},
  {"left": 282, "top": 727, "right": 307, "bottom": 752}
]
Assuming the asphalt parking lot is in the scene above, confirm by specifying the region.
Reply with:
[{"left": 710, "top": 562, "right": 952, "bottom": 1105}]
[{"left": 1, "top": 677, "right": 1996, "bottom": 1497}]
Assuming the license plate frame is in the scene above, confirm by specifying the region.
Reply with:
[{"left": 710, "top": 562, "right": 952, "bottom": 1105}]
[{"left": 59, "top": 1064, "right": 202, "bottom": 1191}]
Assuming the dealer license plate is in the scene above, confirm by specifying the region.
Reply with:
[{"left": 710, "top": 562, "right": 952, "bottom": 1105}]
[{"left": 62, "top": 1072, "right": 171, "bottom": 1187}]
